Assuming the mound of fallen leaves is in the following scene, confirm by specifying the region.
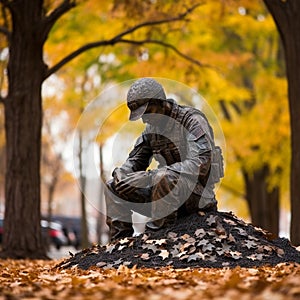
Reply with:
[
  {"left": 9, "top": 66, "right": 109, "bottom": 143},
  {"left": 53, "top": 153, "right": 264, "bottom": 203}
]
[
  {"left": 59, "top": 211, "right": 300, "bottom": 270},
  {"left": 1, "top": 259, "right": 300, "bottom": 299}
]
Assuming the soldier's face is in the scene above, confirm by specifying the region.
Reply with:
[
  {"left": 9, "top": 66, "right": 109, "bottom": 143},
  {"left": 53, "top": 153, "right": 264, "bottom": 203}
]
[{"left": 142, "top": 102, "right": 165, "bottom": 126}]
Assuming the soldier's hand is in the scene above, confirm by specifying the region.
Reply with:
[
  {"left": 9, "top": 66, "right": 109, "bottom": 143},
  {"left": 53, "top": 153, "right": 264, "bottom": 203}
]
[
  {"left": 112, "top": 168, "right": 127, "bottom": 185},
  {"left": 115, "top": 171, "right": 151, "bottom": 195}
]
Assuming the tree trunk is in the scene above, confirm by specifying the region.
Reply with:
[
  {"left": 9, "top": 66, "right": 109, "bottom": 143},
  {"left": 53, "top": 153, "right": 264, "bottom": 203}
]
[
  {"left": 263, "top": 0, "right": 300, "bottom": 245},
  {"left": 243, "top": 165, "right": 279, "bottom": 237},
  {"left": 0, "top": 2, "right": 48, "bottom": 258},
  {"left": 97, "top": 144, "right": 108, "bottom": 245},
  {"left": 78, "top": 131, "right": 89, "bottom": 249},
  {"left": 47, "top": 181, "right": 57, "bottom": 222},
  {"left": 45, "top": 179, "right": 57, "bottom": 250}
]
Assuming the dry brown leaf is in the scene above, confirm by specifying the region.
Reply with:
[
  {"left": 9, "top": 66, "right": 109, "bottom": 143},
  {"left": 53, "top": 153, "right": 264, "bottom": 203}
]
[
  {"left": 224, "top": 218, "right": 237, "bottom": 226},
  {"left": 119, "top": 237, "right": 131, "bottom": 244},
  {"left": 141, "top": 253, "right": 150, "bottom": 260},
  {"left": 159, "top": 250, "right": 169, "bottom": 260},
  {"left": 195, "top": 228, "right": 206, "bottom": 237},
  {"left": 181, "top": 234, "right": 191, "bottom": 240},
  {"left": 206, "top": 215, "right": 217, "bottom": 226},
  {"left": 244, "top": 240, "right": 258, "bottom": 249},
  {"left": 155, "top": 239, "right": 167, "bottom": 245},
  {"left": 105, "top": 244, "right": 115, "bottom": 253}
]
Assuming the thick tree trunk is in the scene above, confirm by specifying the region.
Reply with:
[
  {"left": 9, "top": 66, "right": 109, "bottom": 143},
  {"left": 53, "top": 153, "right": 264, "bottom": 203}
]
[
  {"left": 263, "top": 0, "right": 300, "bottom": 245},
  {"left": 243, "top": 165, "right": 279, "bottom": 237},
  {"left": 1, "top": 2, "right": 48, "bottom": 258}
]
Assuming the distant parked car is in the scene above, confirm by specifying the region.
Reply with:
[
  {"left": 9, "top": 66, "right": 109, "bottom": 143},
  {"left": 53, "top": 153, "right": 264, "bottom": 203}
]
[
  {"left": 43, "top": 215, "right": 83, "bottom": 249},
  {"left": 0, "top": 218, "right": 67, "bottom": 250},
  {"left": 41, "top": 220, "right": 68, "bottom": 250}
]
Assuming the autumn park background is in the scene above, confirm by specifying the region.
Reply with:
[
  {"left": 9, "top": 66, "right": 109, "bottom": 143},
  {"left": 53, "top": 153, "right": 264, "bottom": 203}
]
[{"left": 0, "top": 0, "right": 299, "bottom": 298}]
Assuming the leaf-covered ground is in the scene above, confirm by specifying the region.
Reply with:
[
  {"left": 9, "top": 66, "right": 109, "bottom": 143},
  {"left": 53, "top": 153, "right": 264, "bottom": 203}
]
[
  {"left": 0, "top": 259, "right": 300, "bottom": 299},
  {"left": 1, "top": 211, "right": 300, "bottom": 299},
  {"left": 59, "top": 211, "right": 300, "bottom": 270}
]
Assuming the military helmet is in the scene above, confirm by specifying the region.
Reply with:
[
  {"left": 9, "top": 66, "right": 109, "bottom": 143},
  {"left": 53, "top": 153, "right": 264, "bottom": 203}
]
[{"left": 127, "top": 78, "right": 167, "bottom": 121}]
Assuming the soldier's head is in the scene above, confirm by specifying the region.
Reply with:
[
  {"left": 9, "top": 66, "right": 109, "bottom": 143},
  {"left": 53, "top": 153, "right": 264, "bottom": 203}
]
[{"left": 127, "top": 78, "right": 167, "bottom": 121}]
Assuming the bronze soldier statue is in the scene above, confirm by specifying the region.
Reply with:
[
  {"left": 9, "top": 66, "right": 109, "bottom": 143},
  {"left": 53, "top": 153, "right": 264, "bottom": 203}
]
[{"left": 105, "top": 78, "right": 224, "bottom": 241}]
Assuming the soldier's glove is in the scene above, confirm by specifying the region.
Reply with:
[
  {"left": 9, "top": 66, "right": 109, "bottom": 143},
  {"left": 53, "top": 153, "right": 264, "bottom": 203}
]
[
  {"left": 115, "top": 170, "right": 154, "bottom": 195},
  {"left": 112, "top": 167, "right": 127, "bottom": 185}
]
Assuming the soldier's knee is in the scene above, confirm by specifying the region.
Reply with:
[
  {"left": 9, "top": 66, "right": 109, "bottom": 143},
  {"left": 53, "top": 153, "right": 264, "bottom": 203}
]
[
  {"left": 152, "top": 169, "right": 166, "bottom": 184},
  {"left": 152, "top": 168, "right": 179, "bottom": 187}
]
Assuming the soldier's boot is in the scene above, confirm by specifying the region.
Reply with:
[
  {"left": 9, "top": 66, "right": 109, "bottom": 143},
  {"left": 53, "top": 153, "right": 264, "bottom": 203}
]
[
  {"left": 105, "top": 180, "right": 134, "bottom": 241},
  {"left": 199, "top": 197, "right": 218, "bottom": 213},
  {"left": 146, "top": 218, "right": 165, "bottom": 230},
  {"left": 146, "top": 210, "right": 177, "bottom": 230},
  {"left": 108, "top": 220, "right": 134, "bottom": 242}
]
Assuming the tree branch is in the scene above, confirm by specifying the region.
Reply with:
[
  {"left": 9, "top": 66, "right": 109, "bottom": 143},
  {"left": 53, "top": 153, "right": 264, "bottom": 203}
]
[
  {"left": 0, "top": 0, "right": 11, "bottom": 8},
  {"left": 40, "top": 0, "right": 76, "bottom": 43},
  {"left": 111, "top": 3, "right": 201, "bottom": 42},
  {"left": 46, "top": 37, "right": 215, "bottom": 78},
  {"left": 119, "top": 38, "right": 213, "bottom": 69},
  {"left": 45, "top": 3, "right": 203, "bottom": 78},
  {"left": 45, "top": 40, "right": 112, "bottom": 77},
  {"left": 44, "top": 0, "right": 76, "bottom": 28},
  {"left": 0, "top": 25, "right": 10, "bottom": 37}
]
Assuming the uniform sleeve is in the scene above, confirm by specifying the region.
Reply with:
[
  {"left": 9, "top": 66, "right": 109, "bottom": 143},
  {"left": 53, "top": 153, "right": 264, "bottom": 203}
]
[{"left": 119, "top": 134, "right": 153, "bottom": 173}]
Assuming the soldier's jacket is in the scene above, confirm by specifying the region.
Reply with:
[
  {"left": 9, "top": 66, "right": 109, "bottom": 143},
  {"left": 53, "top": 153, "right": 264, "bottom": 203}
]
[{"left": 119, "top": 99, "right": 224, "bottom": 197}]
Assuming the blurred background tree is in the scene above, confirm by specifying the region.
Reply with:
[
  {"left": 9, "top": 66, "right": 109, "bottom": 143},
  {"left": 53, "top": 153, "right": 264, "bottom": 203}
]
[{"left": 263, "top": 0, "right": 300, "bottom": 246}]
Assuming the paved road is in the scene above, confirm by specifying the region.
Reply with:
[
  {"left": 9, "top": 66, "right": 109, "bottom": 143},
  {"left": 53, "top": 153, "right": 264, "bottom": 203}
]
[{"left": 47, "top": 245, "right": 79, "bottom": 260}]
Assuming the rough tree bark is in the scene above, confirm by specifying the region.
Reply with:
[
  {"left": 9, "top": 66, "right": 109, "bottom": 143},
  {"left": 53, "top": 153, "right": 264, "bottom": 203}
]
[
  {"left": 1, "top": 1, "right": 47, "bottom": 258},
  {"left": 263, "top": 0, "right": 300, "bottom": 245}
]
